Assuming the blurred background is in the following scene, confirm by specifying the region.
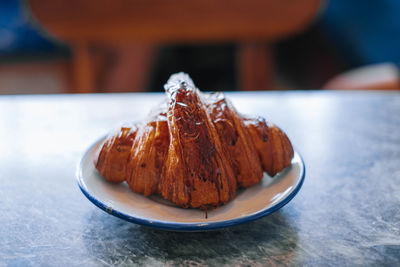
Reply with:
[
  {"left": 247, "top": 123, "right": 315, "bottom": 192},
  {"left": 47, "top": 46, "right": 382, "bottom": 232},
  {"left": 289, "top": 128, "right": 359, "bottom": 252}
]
[{"left": 0, "top": 0, "right": 399, "bottom": 94}]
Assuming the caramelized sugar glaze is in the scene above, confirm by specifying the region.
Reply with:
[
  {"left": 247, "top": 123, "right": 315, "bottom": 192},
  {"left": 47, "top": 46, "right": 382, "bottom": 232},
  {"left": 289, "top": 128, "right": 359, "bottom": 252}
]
[{"left": 95, "top": 73, "right": 293, "bottom": 209}]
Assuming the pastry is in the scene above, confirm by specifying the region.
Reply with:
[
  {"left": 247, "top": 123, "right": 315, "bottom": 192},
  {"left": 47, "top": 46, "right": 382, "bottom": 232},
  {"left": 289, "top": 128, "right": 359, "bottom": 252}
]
[{"left": 95, "top": 73, "right": 294, "bottom": 209}]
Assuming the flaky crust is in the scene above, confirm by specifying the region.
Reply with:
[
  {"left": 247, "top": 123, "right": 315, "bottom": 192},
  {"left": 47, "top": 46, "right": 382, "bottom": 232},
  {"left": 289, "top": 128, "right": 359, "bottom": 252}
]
[{"left": 95, "top": 73, "right": 294, "bottom": 209}]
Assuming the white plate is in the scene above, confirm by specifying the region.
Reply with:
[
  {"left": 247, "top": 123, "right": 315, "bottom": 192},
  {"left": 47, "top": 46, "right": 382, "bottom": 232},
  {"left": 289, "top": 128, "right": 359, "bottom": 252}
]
[{"left": 77, "top": 137, "right": 305, "bottom": 231}]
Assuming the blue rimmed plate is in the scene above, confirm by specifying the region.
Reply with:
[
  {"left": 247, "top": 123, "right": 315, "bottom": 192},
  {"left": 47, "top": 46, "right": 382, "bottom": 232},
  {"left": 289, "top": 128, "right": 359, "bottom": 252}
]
[{"left": 77, "top": 137, "right": 305, "bottom": 231}]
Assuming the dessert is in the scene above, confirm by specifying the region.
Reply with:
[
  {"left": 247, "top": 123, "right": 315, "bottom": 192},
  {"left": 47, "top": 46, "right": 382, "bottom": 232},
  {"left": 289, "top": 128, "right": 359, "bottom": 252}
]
[{"left": 95, "top": 73, "right": 294, "bottom": 209}]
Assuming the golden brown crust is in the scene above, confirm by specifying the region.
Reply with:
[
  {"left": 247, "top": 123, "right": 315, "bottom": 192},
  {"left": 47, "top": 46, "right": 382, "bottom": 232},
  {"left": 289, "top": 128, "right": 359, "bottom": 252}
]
[
  {"left": 244, "top": 117, "right": 294, "bottom": 176},
  {"left": 206, "top": 92, "right": 263, "bottom": 188},
  {"left": 126, "top": 119, "right": 169, "bottom": 196},
  {"left": 94, "top": 73, "right": 294, "bottom": 209},
  {"left": 160, "top": 80, "right": 237, "bottom": 208},
  {"left": 95, "top": 126, "right": 137, "bottom": 183}
]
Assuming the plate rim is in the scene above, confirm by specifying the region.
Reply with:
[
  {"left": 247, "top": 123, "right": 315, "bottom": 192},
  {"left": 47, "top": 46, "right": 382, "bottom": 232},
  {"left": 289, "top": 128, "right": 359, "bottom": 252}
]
[{"left": 76, "top": 137, "right": 306, "bottom": 231}]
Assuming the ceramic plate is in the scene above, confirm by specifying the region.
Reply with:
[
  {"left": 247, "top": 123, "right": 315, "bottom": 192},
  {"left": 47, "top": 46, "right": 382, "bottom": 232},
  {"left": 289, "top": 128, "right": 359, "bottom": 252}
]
[{"left": 77, "top": 137, "right": 305, "bottom": 231}]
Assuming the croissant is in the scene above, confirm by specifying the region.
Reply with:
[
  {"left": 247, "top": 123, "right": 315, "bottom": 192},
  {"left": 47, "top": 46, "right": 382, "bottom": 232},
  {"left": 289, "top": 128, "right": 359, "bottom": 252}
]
[{"left": 95, "top": 73, "right": 294, "bottom": 209}]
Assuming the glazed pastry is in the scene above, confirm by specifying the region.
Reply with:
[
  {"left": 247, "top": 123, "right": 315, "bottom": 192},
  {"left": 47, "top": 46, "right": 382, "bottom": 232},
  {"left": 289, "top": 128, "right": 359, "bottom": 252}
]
[{"left": 95, "top": 73, "right": 294, "bottom": 209}]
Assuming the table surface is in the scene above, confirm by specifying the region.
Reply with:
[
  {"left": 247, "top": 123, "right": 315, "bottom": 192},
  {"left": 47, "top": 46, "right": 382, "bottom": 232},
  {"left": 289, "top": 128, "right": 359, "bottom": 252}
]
[{"left": 1, "top": 91, "right": 399, "bottom": 266}]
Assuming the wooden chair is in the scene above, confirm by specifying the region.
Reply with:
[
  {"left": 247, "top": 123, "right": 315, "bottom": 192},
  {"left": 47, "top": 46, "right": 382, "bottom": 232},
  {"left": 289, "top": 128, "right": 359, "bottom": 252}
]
[
  {"left": 26, "top": 0, "right": 322, "bottom": 93},
  {"left": 323, "top": 63, "right": 400, "bottom": 90}
]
